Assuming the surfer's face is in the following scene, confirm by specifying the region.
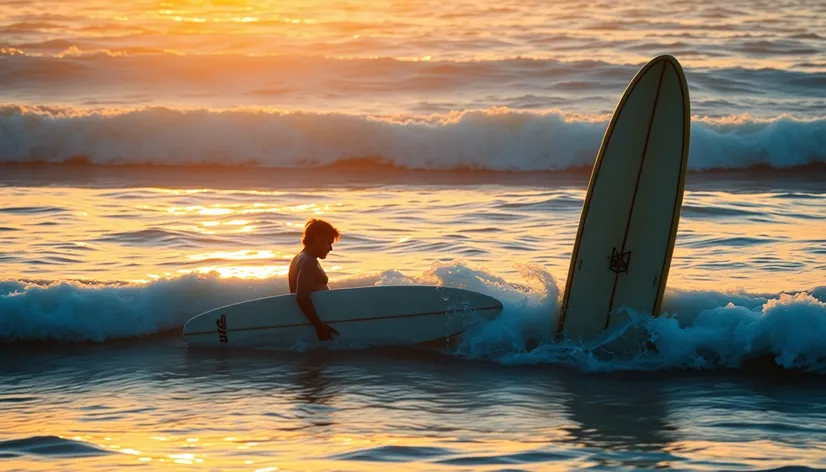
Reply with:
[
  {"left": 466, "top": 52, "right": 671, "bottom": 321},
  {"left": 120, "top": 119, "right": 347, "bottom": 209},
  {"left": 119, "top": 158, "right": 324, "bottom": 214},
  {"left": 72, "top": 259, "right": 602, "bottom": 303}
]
[{"left": 310, "top": 235, "right": 335, "bottom": 259}]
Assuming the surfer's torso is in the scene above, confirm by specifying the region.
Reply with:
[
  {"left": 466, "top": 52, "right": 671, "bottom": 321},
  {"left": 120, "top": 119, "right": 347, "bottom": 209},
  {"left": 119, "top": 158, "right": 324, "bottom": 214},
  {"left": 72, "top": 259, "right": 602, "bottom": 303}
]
[{"left": 288, "top": 250, "right": 329, "bottom": 294}]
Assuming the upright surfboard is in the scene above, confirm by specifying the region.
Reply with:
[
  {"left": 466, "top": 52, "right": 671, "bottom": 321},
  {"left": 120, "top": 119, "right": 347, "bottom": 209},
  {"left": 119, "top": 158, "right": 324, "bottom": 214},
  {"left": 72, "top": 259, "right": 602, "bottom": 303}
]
[
  {"left": 184, "top": 285, "right": 503, "bottom": 348},
  {"left": 557, "top": 55, "right": 690, "bottom": 343}
]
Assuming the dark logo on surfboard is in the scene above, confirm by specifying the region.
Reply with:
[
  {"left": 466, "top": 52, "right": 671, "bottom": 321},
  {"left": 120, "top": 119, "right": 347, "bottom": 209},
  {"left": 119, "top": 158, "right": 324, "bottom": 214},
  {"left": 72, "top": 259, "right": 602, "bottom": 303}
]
[
  {"left": 609, "top": 247, "right": 631, "bottom": 274},
  {"left": 216, "top": 314, "right": 228, "bottom": 343}
]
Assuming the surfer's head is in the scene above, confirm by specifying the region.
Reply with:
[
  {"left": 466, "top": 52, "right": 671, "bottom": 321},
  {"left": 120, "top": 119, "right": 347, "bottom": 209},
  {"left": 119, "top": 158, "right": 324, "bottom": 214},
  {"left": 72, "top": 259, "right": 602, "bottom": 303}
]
[{"left": 302, "top": 218, "right": 341, "bottom": 259}]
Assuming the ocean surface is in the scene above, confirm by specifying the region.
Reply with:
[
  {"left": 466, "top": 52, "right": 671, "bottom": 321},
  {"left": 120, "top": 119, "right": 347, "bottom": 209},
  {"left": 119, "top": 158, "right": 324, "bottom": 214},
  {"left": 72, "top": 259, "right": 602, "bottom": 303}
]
[{"left": 1, "top": 0, "right": 826, "bottom": 470}]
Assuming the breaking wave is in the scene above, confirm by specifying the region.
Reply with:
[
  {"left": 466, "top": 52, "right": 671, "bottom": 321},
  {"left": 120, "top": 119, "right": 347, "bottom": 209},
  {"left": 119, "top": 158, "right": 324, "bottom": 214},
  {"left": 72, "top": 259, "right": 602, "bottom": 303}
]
[
  {"left": 2, "top": 265, "right": 825, "bottom": 373},
  {"left": 1, "top": 105, "right": 824, "bottom": 172}
]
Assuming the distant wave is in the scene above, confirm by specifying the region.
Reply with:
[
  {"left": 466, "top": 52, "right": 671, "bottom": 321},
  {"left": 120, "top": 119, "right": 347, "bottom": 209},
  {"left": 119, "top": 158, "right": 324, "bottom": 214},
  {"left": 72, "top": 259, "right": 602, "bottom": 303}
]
[
  {"left": 1, "top": 53, "right": 825, "bottom": 117},
  {"left": 1, "top": 51, "right": 823, "bottom": 87},
  {"left": 1, "top": 268, "right": 825, "bottom": 373},
  {"left": 0, "top": 105, "right": 824, "bottom": 171}
]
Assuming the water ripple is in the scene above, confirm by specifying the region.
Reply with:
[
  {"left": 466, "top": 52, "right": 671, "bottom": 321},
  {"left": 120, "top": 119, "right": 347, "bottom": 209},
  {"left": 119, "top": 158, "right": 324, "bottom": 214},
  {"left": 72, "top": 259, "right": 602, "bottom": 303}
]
[
  {"left": 0, "top": 436, "right": 113, "bottom": 458},
  {"left": 0, "top": 206, "right": 67, "bottom": 214}
]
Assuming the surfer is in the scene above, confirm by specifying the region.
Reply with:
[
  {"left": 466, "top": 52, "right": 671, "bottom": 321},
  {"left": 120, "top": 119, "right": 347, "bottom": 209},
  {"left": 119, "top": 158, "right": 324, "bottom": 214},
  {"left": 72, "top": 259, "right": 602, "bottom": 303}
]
[{"left": 289, "top": 218, "right": 341, "bottom": 341}]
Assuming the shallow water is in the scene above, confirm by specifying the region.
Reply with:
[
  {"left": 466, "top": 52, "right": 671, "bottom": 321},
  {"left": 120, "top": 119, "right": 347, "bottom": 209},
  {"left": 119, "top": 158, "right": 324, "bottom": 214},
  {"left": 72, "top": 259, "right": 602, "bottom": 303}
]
[
  {"left": 4, "top": 341, "right": 826, "bottom": 471},
  {"left": 1, "top": 167, "right": 823, "bottom": 293},
  {"left": 0, "top": 166, "right": 824, "bottom": 471}
]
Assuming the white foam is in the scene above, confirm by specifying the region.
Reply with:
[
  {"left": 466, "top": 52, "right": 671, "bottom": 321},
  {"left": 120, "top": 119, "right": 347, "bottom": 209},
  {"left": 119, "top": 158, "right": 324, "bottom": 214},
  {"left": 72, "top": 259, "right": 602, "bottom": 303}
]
[
  {"left": 3, "top": 267, "right": 825, "bottom": 373},
  {"left": 1, "top": 105, "right": 824, "bottom": 171},
  {"left": 0, "top": 275, "right": 278, "bottom": 342},
  {"left": 461, "top": 282, "right": 826, "bottom": 373}
]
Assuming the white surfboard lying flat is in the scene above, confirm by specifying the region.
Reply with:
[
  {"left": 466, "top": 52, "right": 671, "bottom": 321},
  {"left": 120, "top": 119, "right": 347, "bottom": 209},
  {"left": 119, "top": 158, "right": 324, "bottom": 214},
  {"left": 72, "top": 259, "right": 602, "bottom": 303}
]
[
  {"left": 183, "top": 285, "right": 503, "bottom": 347},
  {"left": 558, "top": 55, "right": 691, "bottom": 344}
]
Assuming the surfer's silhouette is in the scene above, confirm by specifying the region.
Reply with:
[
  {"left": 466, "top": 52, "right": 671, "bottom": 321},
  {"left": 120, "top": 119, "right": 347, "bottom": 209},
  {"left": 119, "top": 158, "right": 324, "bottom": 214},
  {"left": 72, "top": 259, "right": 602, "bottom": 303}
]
[{"left": 289, "top": 218, "right": 341, "bottom": 341}]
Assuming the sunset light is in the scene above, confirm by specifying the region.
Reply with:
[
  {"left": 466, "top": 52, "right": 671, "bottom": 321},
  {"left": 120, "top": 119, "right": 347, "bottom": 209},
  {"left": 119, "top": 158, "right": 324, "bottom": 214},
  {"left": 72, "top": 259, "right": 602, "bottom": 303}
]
[{"left": 2, "top": 0, "right": 825, "bottom": 471}]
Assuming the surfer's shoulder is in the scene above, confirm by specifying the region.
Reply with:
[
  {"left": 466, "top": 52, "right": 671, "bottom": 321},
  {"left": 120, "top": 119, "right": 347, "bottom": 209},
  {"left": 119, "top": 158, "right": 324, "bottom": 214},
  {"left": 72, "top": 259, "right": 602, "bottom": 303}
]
[{"left": 295, "top": 252, "right": 319, "bottom": 270}]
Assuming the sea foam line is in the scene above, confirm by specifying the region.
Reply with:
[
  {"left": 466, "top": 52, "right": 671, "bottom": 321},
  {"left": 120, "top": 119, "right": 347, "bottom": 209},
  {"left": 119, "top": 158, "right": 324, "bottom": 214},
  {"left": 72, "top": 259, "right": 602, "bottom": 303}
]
[{"left": 1, "top": 105, "right": 824, "bottom": 171}]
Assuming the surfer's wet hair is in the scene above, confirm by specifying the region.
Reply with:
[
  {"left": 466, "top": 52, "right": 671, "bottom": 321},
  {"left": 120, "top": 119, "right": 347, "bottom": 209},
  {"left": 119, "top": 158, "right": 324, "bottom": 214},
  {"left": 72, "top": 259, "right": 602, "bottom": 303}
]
[{"left": 302, "top": 218, "right": 341, "bottom": 246}]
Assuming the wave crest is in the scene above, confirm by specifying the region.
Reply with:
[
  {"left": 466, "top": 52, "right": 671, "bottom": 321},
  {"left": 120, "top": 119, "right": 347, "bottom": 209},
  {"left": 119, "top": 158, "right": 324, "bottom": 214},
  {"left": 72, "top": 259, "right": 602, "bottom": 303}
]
[
  {"left": 1, "top": 105, "right": 824, "bottom": 171},
  {"left": 1, "top": 267, "right": 825, "bottom": 373}
]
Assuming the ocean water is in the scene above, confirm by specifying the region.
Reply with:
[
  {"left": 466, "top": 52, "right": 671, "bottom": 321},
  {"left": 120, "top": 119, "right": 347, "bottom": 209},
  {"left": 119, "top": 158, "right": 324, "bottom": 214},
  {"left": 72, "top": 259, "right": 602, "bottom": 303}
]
[{"left": 2, "top": 0, "right": 826, "bottom": 470}]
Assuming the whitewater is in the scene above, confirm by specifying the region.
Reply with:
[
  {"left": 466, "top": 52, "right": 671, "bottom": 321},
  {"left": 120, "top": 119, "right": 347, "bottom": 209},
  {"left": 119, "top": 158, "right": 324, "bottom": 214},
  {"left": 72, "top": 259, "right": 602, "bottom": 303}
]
[
  {"left": 2, "top": 0, "right": 826, "bottom": 470},
  {"left": 2, "top": 105, "right": 826, "bottom": 171}
]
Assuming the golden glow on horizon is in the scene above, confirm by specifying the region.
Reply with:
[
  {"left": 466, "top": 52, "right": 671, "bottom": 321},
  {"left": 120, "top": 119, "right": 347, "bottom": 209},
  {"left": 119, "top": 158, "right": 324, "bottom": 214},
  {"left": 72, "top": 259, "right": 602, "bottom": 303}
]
[
  {"left": 166, "top": 205, "right": 234, "bottom": 216},
  {"left": 156, "top": 202, "right": 329, "bottom": 218},
  {"left": 186, "top": 249, "right": 284, "bottom": 261},
  {"left": 0, "top": 0, "right": 814, "bottom": 74},
  {"left": 179, "top": 264, "right": 290, "bottom": 279},
  {"left": 153, "top": 5, "right": 315, "bottom": 27}
]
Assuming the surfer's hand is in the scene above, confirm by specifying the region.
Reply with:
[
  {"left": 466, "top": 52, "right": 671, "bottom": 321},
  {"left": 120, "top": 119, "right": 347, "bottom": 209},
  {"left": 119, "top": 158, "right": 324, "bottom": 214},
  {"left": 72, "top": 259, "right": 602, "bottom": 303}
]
[{"left": 314, "top": 323, "right": 339, "bottom": 341}]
